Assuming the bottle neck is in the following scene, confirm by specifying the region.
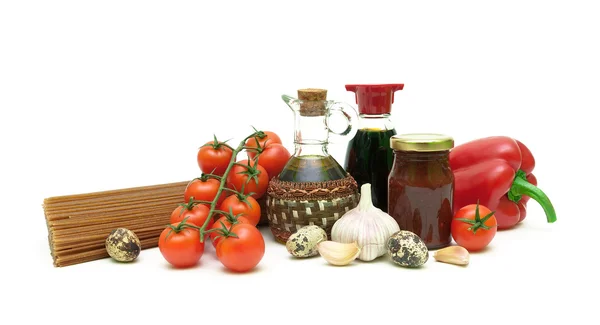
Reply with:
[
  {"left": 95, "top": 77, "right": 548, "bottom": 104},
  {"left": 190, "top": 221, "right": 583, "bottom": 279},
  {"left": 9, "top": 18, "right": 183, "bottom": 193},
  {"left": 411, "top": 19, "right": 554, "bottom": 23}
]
[
  {"left": 358, "top": 114, "right": 395, "bottom": 131},
  {"left": 293, "top": 142, "right": 330, "bottom": 158},
  {"left": 293, "top": 113, "right": 330, "bottom": 157}
]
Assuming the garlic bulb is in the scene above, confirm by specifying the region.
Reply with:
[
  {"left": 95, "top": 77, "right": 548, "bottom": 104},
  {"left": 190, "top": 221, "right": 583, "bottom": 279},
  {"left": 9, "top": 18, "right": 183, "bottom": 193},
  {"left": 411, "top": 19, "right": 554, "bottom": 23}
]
[{"left": 331, "top": 183, "right": 400, "bottom": 261}]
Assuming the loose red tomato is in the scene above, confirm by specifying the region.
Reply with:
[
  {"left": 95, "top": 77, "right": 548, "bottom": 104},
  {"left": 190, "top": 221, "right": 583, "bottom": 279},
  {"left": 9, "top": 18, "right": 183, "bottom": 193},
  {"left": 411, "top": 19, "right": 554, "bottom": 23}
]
[
  {"left": 226, "top": 159, "right": 269, "bottom": 199},
  {"left": 219, "top": 194, "right": 261, "bottom": 226},
  {"left": 158, "top": 222, "right": 205, "bottom": 268},
  {"left": 451, "top": 202, "right": 497, "bottom": 252},
  {"left": 184, "top": 177, "right": 225, "bottom": 206},
  {"left": 216, "top": 223, "right": 265, "bottom": 272},
  {"left": 197, "top": 137, "right": 233, "bottom": 176},
  {"left": 246, "top": 131, "right": 282, "bottom": 159},
  {"left": 170, "top": 203, "right": 213, "bottom": 228},
  {"left": 208, "top": 214, "right": 251, "bottom": 248},
  {"left": 254, "top": 143, "right": 290, "bottom": 180}
]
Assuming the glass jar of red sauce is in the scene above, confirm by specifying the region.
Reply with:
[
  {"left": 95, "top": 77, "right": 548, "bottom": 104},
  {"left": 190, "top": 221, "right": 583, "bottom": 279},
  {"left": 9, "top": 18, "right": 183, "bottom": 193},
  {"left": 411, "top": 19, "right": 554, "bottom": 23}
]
[{"left": 388, "top": 134, "right": 454, "bottom": 250}]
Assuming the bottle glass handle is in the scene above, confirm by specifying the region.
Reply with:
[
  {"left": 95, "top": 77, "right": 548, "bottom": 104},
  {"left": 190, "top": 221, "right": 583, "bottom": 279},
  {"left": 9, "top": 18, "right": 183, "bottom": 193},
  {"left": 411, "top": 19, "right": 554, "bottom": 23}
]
[{"left": 326, "top": 102, "right": 358, "bottom": 143}]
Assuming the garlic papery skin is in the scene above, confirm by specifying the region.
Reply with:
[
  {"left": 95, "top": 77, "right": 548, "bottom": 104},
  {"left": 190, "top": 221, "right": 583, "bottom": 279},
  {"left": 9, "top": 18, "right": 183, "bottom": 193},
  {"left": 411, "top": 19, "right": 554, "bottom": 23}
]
[{"left": 331, "top": 183, "right": 400, "bottom": 261}]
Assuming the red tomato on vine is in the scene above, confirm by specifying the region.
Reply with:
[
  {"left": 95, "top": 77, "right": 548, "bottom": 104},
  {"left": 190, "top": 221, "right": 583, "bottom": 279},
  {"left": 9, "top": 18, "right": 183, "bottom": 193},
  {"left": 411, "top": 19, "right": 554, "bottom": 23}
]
[
  {"left": 216, "top": 223, "right": 265, "bottom": 272},
  {"left": 245, "top": 131, "right": 282, "bottom": 159},
  {"left": 254, "top": 143, "right": 291, "bottom": 180},
  {"left": 158, "top": 222, "right": 205, "bottom": 268},
  {"left": 170, "top": 200, "right": 213, "bottom": 228},
  {"left": 219, "top": 193, "right": 261, "bottom": 226},
  {"left": 208, "top": 214, "right": 251, "bottom": 248},
  {"left": 226, "top": 159, "right": 269, "bottom": 199},
  {"left": 197, "top": 136, "right": 234, "bottom": 176},
  {"left": 184, "top": 176, "right": 225, "bottom": 206}
]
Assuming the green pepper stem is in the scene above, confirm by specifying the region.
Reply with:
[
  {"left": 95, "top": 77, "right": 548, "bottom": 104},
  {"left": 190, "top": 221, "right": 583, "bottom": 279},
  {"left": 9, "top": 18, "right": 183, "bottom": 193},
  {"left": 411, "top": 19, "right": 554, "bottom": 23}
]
[{"left": 508, "top": 170, "right": 557, "bottom": 223}]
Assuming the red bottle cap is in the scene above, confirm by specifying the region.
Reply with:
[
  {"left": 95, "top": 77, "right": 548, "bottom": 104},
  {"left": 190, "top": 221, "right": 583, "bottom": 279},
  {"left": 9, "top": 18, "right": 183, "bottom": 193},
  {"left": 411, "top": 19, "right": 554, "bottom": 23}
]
[{"left": 345, "top": 84, "right": 404, "bottom": 115}]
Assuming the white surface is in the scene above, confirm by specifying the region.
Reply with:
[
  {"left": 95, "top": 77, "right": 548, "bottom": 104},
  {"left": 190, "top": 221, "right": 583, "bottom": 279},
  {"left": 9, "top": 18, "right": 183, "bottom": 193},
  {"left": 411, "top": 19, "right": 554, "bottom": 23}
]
[{"left": 1, "top": 1, "right": 598, "bottom": 324}]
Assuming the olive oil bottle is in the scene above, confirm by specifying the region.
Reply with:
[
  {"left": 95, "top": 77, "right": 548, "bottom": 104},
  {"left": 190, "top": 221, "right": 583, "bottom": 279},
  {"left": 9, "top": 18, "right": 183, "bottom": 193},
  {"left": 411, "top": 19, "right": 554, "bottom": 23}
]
[
  {"left": 344, "top": 84, "right": 404, "bottom": 212},
  {"left": 277, "top": 88, "right": 355, "bottom": 184},
  {"left": 278, "top": 155, "right": 347, "bottom": 182},
  {"left": 265, "top": 88, "right": 360, "bottom": 244}
]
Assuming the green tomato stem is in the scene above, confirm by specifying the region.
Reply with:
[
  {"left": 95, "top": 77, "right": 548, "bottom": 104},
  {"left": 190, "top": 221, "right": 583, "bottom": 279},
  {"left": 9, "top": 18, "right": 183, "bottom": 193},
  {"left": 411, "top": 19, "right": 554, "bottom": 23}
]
[{"left": 197, "top": 130, "right": 262, "bottom": 242}]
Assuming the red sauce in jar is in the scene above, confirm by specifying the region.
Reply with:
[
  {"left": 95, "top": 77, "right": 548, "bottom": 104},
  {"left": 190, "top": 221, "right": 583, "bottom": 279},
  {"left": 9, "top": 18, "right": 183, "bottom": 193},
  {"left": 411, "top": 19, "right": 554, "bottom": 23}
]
[{"left": 387, "top": 134, "right": 454, "bottom": 250}]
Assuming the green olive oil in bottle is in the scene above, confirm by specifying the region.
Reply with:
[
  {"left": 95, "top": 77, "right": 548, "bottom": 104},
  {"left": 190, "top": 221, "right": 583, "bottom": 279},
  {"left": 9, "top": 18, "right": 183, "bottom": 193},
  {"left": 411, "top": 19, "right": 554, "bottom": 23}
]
[{"left": 278, "top": 88, "right": 353, "bottom": 183}]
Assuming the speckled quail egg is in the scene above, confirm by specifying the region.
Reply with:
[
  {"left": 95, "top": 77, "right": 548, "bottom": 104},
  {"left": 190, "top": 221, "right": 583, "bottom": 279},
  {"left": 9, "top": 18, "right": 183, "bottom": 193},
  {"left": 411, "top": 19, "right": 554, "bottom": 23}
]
[
  {"left": 387, "top": 230, "right": 429, "bottom": 268},
  {"left": 105, "top": 228, "right": 141, "bottom": 262},
  {"left": 286, "top": 225, "right": 327, "bottom": 258}
]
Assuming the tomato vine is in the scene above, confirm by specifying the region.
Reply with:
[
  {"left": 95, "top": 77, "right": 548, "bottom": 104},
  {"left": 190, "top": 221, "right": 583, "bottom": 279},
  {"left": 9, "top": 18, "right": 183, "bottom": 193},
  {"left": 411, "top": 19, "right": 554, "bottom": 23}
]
[{"left": 193, "top": 129, "right": 268, "bottom": 242}]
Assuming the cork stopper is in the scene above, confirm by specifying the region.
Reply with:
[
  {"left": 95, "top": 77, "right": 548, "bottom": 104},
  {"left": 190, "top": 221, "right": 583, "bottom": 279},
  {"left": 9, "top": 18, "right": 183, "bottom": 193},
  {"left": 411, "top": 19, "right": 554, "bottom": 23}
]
[{"left": 297, "top": 88, "right": 327, "bottom": 116}]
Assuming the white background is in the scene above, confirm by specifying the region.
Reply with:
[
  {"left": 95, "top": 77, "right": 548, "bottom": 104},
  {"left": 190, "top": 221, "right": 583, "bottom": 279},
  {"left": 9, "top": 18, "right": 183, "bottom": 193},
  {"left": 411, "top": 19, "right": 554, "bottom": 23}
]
[{"left": 1, "top": 1, "right": 598, "bottom": 324}]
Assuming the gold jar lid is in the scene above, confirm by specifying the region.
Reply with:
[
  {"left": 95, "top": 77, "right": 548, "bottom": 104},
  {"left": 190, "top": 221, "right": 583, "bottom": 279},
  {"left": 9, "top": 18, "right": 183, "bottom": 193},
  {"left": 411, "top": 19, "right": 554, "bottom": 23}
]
[{"left": 390, "top": 133, "right": 454, "bottom": 151}]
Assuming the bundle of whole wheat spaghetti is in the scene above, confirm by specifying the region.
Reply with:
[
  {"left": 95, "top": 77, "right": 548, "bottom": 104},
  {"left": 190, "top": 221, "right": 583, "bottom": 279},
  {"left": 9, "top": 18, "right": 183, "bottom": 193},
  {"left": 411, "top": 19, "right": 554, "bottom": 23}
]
[{"left": 43, "top": 181, "right": 188, "bottom": 267}]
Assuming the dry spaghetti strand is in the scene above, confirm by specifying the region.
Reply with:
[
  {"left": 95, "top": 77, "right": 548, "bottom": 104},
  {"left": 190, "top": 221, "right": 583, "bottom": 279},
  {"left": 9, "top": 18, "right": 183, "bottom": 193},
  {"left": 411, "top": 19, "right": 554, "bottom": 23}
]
[{"left": 43, "top": 181, "right": 188, "bottom": 267}]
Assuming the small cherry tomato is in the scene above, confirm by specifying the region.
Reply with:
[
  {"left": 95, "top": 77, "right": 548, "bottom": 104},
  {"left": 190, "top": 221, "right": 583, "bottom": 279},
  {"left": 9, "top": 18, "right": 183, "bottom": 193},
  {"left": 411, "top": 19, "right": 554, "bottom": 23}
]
[
  {"left": 219, "top": 194, "right": 261, "bottom": 226},
  {"left": 158, "top": 222, "right": 205, "bottom": 268},
  {"left": 197, "top": 136, "right": 233, "bottom": 176},
  {"left": 246, "top": 131, "right": 282, "bottom": 159},
  {"left": 451, "top": 202, "right": 497, "bottom": 252},
  {"left": 216, "top": 223, "right": 265, "bottom": 273},
  {"left": 184, "top": 177, "right": 225, "bottom": 206},
  {"left": 170, "top": 201, "right": 214, "bottom": 229},
  {"left": 226, "top": 159, "right": 269, "bottom": 199},
  {"left": 208, "top": 214, "right": 251, "bottom": 248},
  {"left": 255, "top": 143, "right": 291, "bottom": 180}
]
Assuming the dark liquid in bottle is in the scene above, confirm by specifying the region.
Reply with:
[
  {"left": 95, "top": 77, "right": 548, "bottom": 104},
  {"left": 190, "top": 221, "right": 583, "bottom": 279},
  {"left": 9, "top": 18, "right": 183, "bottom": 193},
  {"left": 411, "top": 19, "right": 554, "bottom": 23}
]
[
  {"left": 345, "top": 128, "right": 396, "bottom": 212},
  {"left": 278, "top": 155, "right": 347, "bottom": 182}
]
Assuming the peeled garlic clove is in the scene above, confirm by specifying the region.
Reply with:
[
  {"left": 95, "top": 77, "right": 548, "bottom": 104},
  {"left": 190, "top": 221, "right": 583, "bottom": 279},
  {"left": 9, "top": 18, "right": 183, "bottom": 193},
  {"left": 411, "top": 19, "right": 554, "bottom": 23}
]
[
  {"left": 433, "top": 246, "right": 470, "bottom": 266},
  {"left": 317, "top": 241, "right": 361, "bottom": 266}
]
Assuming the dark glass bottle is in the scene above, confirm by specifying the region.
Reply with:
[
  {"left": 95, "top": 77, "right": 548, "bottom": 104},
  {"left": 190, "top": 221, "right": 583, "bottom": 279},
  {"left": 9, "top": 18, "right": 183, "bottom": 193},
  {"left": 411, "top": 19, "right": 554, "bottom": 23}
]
[
  {"left": 345, "top": 122, "right": 396, "bottom": 211},
  {"left": 344, "top": 84, "right": 404, "bottom": 212}
]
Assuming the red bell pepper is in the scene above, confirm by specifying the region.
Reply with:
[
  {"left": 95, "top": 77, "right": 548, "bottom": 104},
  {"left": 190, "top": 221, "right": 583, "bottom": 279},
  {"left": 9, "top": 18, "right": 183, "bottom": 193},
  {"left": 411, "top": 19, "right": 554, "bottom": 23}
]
[{"left": 449, "top": 136, "right": 556, "bottom": 229}]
